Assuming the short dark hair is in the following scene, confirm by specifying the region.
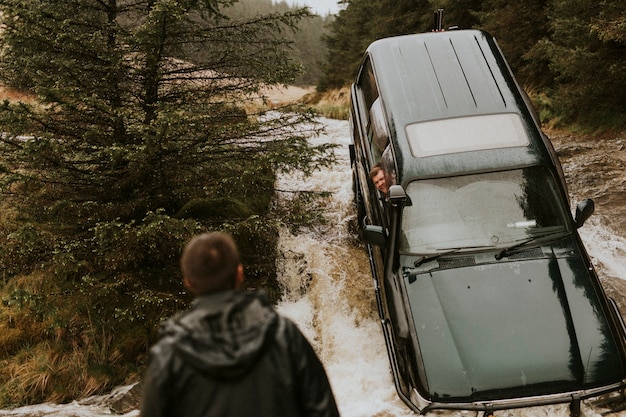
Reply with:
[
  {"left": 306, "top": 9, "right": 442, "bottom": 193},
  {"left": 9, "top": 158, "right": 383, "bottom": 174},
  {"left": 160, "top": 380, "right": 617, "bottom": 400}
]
[
  {"left": 369, "top": 164, "right": 383, "bottom": 179},
  {"left": 180, "top": 232, "right": 241, "bottom": 295}
]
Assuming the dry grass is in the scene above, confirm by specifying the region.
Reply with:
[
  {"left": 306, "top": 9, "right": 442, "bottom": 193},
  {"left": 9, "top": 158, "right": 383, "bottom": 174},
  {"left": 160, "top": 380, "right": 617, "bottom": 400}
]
[
  {"left": 261, "top": 85, "right": 316, "bottom": 107},
  {"left": 243, "top": 85, "right": 350, "bottom": 120},
  {"left": 0, "top": 265, "right": 140, "bottom": 406},
  {"left": 0, "top": 322, "right": 127, "bottom": 405},
  {"left": 302, "top": 86, "right": 350, "bottom": 120},
  {"left": 0, "top": 86, "right": 34, "bottom": 103}
]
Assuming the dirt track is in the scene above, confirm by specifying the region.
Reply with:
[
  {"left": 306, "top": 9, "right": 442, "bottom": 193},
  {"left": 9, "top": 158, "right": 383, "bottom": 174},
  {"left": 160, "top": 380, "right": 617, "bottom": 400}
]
[{"left": 262, "top": 85, "right": 315, "bottom": 105}]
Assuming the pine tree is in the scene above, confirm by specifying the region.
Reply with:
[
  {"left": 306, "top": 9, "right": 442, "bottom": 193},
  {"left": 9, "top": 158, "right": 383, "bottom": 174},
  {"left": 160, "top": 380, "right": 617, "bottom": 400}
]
[
  {"left": 540, "top": 0, "right": 626, "bottom": 124},
  {"left": 477, "top": 0, "right": 552, "bottom": 88},
  {"left": 0, "top": 0, "right": 332, "bottom": 228},
  {"left": 430, "top": 0, "right": 482, "bottom": 30},
  {"left": 318, "top": 0, "right": 433, "bottom": 91}
]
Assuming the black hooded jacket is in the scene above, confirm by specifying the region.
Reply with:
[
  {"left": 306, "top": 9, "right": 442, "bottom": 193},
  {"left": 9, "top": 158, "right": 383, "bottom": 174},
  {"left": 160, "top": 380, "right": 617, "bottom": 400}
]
[{"left": 139, "top": 290, "right": 340, "bottom": 417}]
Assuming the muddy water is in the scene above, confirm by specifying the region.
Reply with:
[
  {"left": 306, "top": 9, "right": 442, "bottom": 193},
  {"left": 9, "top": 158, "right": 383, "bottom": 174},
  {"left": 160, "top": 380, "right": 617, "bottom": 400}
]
[{"left": 274, "top": 118, "right": 415, "bottom": 417}]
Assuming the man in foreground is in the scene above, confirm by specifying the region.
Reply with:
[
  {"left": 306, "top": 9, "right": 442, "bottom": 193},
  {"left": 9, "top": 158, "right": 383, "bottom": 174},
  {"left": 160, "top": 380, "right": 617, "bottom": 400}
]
[{"left": 140, "top": 232, "right": 340, "bottom": 417}]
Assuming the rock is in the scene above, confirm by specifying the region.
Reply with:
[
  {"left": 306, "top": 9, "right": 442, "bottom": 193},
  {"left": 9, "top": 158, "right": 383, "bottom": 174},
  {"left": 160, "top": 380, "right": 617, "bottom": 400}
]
[
  {"left": 77, "top": 382, "right": 142, "bottom": 415},
  {"left": 108, "top": 383, "right": 142, "bottom": 414}
]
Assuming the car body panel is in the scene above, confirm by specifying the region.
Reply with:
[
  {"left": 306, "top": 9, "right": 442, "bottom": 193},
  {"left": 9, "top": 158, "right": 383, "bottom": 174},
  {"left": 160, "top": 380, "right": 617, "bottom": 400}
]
[{"left": 404, "top": 246, "right": 624, "bottom": 401}]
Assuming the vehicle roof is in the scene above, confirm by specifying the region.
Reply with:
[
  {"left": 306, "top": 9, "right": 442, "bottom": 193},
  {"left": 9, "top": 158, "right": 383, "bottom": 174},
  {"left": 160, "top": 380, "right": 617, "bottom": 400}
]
[{"left": 366, "top": 29, "right": 552, "bottom": 182}]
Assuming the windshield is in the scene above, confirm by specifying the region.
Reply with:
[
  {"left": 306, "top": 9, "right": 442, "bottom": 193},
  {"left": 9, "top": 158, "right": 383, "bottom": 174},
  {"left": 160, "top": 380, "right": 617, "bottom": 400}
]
[{"left": 400, "top": 167, "right": 571, "bottom": 254}]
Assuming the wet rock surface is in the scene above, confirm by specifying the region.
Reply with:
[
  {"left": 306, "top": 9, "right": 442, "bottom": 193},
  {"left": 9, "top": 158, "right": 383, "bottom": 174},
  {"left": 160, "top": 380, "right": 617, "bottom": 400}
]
[{"left": 80, "top": 383, "right": 142, "bottom": 414}]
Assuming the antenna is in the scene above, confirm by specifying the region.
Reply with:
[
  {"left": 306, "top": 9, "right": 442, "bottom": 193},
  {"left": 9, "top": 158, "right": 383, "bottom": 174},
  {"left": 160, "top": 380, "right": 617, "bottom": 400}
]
[{"left": 433, "top": 9, "right": 444, "bottom": 32}]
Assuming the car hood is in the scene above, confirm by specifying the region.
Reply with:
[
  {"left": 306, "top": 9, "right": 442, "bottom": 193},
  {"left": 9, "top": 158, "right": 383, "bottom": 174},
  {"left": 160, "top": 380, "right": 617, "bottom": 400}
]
[{"left": 404, "top": 255, "right": 625, "bottom": 401}]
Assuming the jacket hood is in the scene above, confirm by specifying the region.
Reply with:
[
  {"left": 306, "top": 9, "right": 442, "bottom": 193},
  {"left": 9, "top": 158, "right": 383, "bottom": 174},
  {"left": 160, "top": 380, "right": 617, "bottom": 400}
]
[{"left": 160, "top": 290, "right": 278, "bottom": 379}]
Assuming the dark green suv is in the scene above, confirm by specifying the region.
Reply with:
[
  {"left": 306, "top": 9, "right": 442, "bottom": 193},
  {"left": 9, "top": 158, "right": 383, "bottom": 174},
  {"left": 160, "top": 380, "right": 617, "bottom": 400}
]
[{"left": 349, "top": 29, "right": 626, "bottom": 416}]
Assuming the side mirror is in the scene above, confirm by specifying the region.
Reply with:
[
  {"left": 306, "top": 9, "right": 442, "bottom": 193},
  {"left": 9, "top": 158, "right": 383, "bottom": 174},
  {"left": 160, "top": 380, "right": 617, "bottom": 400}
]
[
  {"left": 387, "top": 184, "right": 407, "bottom": 207},
  {"left": 574, "top": 199, "right": 595, "bottom": 228},
  {"left": 362, "top": 217, "right": 387, "bottom": 247}
]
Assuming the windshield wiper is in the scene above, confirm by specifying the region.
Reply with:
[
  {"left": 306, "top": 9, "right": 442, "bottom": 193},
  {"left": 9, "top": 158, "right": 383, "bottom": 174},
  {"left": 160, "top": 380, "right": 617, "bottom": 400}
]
[
  {"left": 494, "top": 237, "right": 536, "bottom": 260},
  {"left": 413, "top": 245, "right": 497, "bottom": 267},
  {"left": 494, "top": 230, "right": 569, "bottom": 260}
]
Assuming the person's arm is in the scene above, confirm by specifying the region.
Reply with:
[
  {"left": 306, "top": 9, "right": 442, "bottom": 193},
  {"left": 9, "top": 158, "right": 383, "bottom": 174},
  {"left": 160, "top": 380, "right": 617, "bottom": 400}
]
[
  {"left": 287, "top": 321, "right": 341, "bottom": 417},
  {"left": 139, "top": 344, "right": 173, "bottom": 417}
]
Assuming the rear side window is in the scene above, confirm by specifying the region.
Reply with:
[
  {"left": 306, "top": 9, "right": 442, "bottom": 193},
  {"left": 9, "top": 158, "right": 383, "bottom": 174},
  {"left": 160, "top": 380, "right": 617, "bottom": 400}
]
[
  {"left": 406, "top": 113, "right": 529, "bottom": 157},
  {"left": 357, "top": 58, "right": 387, "bottom": 162},
  {"left": 369, "top": 98, "right": 389, "bottom": 160},
  {"left": 356, "top": 57, "right": 378, "bottom": 110}
]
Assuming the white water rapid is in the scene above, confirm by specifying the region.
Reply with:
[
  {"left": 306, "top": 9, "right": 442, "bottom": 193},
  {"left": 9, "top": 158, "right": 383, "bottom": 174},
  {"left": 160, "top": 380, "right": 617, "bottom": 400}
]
[
  {"left": 273, "top": 117, "right": 415, "bottom": 417},
  {"left": 1, "top": 118, "right": 625, "bottom": 417}
]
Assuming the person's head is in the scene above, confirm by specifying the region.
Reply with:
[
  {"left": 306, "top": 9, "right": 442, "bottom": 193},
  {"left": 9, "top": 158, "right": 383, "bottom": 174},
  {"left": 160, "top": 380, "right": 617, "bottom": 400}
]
[
  {"left": 180, "top": 232, "right": 244, "bottom": 296},
  {"left": 369, "top": 164, "right": 388, "bottom": 193}
]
